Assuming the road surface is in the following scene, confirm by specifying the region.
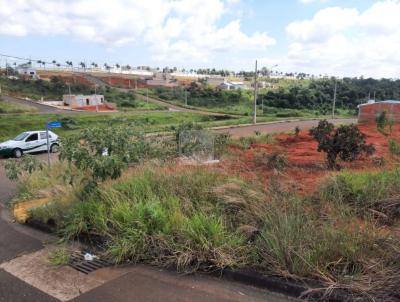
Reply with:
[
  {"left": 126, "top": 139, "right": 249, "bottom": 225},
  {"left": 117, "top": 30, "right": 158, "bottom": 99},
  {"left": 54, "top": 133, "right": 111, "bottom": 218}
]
[
  {"left": 214, "top": 118, "right": 357, "bottom": 137},
  {"left": 0, "top": 153, "right": 295, "bottom": 302}
]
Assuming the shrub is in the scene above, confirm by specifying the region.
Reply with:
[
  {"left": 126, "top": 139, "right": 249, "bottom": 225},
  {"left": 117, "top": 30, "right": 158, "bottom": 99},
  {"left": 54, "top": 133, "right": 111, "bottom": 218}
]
[
  {"left": 376, "top": 111, "right": 388, "bottom": 133},
  {"left": 255, "top": 151, "right": 288, "bottom": 171},
  {"left": 320, "top": 169, "right": 400, "bottom": 221},
  {"left": 48, "top": 246, "right": 71, "bottom": 267},
  {"left": 60, "top": 167, "right": 249, "bottom": 270},
  {"left": 294, "top": 126, "right": 300, "bottom": 136},
  {"left": 389, "top": 139, "right": 400, "bottom": 156},
  {"left": 309, "top": 120, "right": 375, "bottom": 169},
  {"left": 4, "top": 155, "right": 43, "bottom": 181},
  {"left": 59, "top": 126, "right": 153, "bottom": 182}
]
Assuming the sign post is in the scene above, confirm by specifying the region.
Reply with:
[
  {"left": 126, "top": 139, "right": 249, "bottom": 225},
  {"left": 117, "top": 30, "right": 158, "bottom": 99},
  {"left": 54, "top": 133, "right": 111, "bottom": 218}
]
[{"left": 46, "top": 121, "right": 62, "bottom": 167}]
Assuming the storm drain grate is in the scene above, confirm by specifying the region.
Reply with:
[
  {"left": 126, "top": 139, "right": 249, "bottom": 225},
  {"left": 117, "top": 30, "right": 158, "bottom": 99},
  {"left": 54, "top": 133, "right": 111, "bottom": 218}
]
[{"left": 69, "top": 251, "right": 112, "bottom": 274}]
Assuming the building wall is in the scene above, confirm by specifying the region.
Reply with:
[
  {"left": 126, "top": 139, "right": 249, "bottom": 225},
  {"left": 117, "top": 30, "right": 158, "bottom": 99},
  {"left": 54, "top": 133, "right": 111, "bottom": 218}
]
[
  {"left": 358, "top": 103, "right": 400, "bottom": 123},
  {"left": 63, "top": 95, "right": 104, "bottom": 108}
]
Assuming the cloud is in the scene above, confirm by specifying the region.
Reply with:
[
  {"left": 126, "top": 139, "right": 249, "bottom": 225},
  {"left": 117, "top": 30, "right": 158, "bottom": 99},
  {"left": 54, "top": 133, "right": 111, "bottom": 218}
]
[
  {"left": 284, "top": 0, "right": 400, "bottom": 78},
  {"left": 0, "top": 0, "right": 275, "bottom": 65},
  {"left": 298, "top": 0, "right": 329, "bottom": 4}
]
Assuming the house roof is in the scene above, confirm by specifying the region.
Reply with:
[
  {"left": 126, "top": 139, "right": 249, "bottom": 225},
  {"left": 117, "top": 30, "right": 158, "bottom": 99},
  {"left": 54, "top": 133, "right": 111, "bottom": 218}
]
[{"left": 358, "top": 100, "right": 400, "bottom": 107}]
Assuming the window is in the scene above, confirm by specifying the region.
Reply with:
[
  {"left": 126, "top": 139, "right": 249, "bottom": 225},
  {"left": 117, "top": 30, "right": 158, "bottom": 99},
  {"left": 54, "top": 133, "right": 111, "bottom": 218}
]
[
  {"left": 14, "top": 132, "right": 29, "bottom": 141},
  {"left": 26, "top": 133, "right": 38, "bottom": 142},
  {"left": 40, "top": 132, "right": 50, "bottom": 140}
]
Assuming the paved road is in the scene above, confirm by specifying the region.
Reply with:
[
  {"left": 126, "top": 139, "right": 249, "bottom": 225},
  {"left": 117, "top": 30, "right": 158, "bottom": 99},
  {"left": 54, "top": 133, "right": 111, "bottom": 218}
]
[
  {"left": 0, "top": 153, "right": 56, "bottom": 301},
  {"left": 214, "top": 118, "right": 357, "bottom": 137}
]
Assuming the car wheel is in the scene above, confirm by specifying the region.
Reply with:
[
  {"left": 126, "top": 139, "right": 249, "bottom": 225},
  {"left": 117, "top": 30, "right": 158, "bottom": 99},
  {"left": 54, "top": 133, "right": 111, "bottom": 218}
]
[
  {"left": 50, "top": 144, "right": 59, "bottom": 153},
  {"left": 13, "top": 148, "right": 23, "bottom": 158}
]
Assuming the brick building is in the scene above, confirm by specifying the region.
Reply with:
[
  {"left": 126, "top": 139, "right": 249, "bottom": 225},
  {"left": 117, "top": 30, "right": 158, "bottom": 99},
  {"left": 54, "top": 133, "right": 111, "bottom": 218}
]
[{"left": 358, "top": 100, "right": 400, "bottom": 123}]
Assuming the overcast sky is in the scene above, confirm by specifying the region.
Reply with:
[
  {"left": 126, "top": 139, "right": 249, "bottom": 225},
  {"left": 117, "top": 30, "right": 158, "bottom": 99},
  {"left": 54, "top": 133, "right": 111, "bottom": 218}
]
[{"left": 0, "top": 0, "right": 399, "bottom": 78}]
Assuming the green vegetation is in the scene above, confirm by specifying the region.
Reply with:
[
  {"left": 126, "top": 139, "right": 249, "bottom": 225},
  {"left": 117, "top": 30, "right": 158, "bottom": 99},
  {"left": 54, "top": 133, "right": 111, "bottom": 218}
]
[
  {"left": 18, "top": 160, "right": 400, "bottom": 301},
  {"left": 261, "top": 77, "right": 400, "bottom": 111},
  {"left": 321, "top": 169, "right": 400, "bottom": 212},
  {"left": 310, "top": 120, "right": 375, "bottom": 169},
  {"left": 254, "top": 151, "right": 288, "bottom": 171},
  {"left": 376, "top": 111, "right": 388, "bottom": 134},
  {"left": 4, "top": 154, "right": 43, "bottom": 181},
  {"left": 0, "top": 76, "right": 91, "bottom": 100},
  {"left": 48, "top": 246, "right": 71, "bottom": 267},
  {"left": 389, "top": 139, "right": 400, "bottom": 156},
  {"left": 142, "top": 85, "right": 340, "bottom": 118},
  {"left": 0, "top": 111, "right": 227, "bottom": 141},
  {"left": 0, "top": 99, "right": 38, "bottom": 113},
  {"left": 0, "top": 76, "right": 165, "bottom": 110}
]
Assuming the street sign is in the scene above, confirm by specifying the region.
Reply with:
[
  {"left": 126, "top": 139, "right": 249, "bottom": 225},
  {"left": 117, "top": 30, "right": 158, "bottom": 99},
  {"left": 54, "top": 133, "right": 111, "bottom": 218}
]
[{"left": 47, "top": 121, "right": 62, "bottom": 128}]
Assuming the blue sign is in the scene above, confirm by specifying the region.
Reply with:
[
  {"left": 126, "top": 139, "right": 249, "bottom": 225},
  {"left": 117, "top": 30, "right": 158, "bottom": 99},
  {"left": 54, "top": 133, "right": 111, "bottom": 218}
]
[{"left": 47, "top": 121, "right": 62, "bottom": 128}]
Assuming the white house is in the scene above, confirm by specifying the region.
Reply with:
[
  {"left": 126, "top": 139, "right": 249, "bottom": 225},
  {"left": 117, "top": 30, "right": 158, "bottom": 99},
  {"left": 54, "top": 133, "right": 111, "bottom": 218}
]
[
  {"left": 218, "top": 81, "right": 248, "bottom": 90},
  {"left": 63, "top": 94, "right": 104, "bottom": 108},
  {"left": 16, "top": 64, "right": 37, "bottom": 77}
]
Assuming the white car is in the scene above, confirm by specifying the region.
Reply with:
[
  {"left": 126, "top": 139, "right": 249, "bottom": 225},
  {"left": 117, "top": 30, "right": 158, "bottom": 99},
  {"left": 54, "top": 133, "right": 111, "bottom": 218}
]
[{"left": 0, "top": 131, "right": 59, "bottom": 158}]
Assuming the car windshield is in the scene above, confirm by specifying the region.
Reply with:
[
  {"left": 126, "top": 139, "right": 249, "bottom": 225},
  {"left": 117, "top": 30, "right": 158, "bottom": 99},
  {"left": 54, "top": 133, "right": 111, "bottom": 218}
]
[{"left": 13, "top": 132, "right": 30, "bottom": 141}]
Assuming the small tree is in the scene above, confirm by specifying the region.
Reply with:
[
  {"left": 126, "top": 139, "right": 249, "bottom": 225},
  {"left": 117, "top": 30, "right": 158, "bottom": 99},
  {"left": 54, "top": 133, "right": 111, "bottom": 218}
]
[
  {"left": 59, "top": 126, "right": 151, "bottom": 183},
  {"left": 310, "top": 120, "right": 375, "bottom": 170},
  {"left": 376, "top": 111, "right": 388, "bottom": 134}
]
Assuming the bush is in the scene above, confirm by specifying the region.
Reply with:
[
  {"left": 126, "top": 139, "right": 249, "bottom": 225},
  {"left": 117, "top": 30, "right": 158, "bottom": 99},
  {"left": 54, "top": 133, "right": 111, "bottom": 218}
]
[
  {"left": 255, "top": 151, "right": 288, "bottom": 171},
  {"left": 320, "top": 169, "right": 400, "bottom": 221},
  {"left": 60, "top": 167, "right": 249, "bottom": 270},
  {"left": 389, "top": 139, "right": 400, "bottom": 156},
  {"left": 4, "top": 155, "right": 43, "bottom": 181},
  {"left": 376, "top": 111, "right": 388, "bottom": 133},
  {"left": 59, "top": 126, "right": 153, "bottom": 182},
  {"left": 309, "top": 120, "right": 375, "bottom": 169}
]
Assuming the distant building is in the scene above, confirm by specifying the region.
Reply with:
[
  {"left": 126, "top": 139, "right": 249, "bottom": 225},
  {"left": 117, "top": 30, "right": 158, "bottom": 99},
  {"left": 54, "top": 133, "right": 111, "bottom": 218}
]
[
  {"left": 205, "top": 76, "right": 225, "bottom": 87},
  {"left": 16, "top": 63, "right": 37, "bottom": 77},
  {"left": 358, "top": 100, "right": 400, "bottom": 123},
  {"left": 145, "top": 72, "right": 179, "bottom": 87},
  {"left": 218, "top": 81, "right": 248, "bottom": 90},
  {"left": 63, "top": 94, "right": 104, "bottom": 108}
]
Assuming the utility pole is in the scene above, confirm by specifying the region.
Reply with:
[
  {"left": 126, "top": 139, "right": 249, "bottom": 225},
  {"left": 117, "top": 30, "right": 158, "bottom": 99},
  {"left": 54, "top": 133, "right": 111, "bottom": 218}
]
[
  {"left": 332, "top": 80, "right": 337, "bottom": 119},
  {"left": 253, "top": 60, "right": 258, "bottom": 124}
]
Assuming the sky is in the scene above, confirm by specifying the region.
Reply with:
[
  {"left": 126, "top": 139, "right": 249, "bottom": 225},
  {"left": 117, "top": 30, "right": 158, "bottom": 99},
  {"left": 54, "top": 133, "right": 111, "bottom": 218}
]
[{"left": 0, "top": 0, "right": 399, "bottom": 78}]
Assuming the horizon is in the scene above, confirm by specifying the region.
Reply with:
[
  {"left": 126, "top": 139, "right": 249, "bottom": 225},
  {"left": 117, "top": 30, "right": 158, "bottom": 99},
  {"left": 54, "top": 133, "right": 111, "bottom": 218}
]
[{"left": 1, "top": 0, "right": 399, "bottom": 78}]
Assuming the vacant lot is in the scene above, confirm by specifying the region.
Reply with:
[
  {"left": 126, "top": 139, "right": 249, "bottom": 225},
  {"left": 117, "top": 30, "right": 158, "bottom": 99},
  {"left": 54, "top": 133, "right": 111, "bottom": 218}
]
[{"left": 7, "top": 119, "right": 400, "bottom": 301}]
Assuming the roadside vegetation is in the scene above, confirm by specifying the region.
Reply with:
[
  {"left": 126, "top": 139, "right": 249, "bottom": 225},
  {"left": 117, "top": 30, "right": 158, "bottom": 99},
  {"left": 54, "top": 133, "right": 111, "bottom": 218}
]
[
  {"left": 6, "top": 120, "right": 400, "bottom": 301},
  {"left": 0, "top": 97, "right": 38, "bottom": 113},
  {"left": 0, "top": 75, "right": 165, "bottom": 110}
]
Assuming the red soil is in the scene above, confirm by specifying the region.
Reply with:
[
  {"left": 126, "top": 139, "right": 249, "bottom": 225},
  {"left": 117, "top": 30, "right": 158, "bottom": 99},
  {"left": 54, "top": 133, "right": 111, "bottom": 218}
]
[
  {"left": 74, "top": 104, "right": 117, "bottom": 112},
  {"left": 40, "top": 75, "right": 94, "bottom": 87},
  {"left": 96, "top": 76, "right": 150, "bottom": 89},
  {"left": 219, "top": 124, "right": 400, "bottom": 195}
]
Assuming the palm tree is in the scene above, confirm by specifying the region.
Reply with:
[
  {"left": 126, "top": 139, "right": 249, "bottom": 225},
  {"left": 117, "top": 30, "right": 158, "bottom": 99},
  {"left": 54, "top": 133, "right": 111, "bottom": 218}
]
[
  {"left": 52, "top": 60, "right": 57, "bottom": 69},
  {"left": 79, "top": 62, "right": 86, "bottom": 71}
]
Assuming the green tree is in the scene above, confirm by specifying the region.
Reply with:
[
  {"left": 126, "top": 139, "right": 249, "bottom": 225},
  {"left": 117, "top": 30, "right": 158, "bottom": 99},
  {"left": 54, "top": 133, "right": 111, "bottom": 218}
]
[{"left": 309, "top": 120, "right": 375, "bottom": 170}]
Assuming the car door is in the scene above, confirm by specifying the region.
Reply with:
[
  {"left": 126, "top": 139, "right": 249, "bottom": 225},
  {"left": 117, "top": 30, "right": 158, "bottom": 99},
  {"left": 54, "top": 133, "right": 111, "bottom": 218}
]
[
  {"left": 24, "top": 133, "right": 41, "bottom": 153},
  {"left": 39, "top": 132, "right": 50, "bottom": 151}
]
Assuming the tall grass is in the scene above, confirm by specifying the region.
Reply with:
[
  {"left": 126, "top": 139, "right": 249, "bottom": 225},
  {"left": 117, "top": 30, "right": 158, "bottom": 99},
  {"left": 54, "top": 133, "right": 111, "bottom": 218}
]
[
  {"left": 59, "top": 167, "right": 249, "bottom": 271},
  {"left": 23, "top": 162, "right": 400, "bottom": 300},
  {"left": 320, "top": 169, "right": 400, "bottom": 209}
]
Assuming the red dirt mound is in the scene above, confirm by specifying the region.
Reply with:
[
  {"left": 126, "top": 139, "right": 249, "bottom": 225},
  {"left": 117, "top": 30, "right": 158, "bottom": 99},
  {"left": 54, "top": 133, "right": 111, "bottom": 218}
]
[{"left": 219, "top": 124, "right": 400, "bottom": 195}]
